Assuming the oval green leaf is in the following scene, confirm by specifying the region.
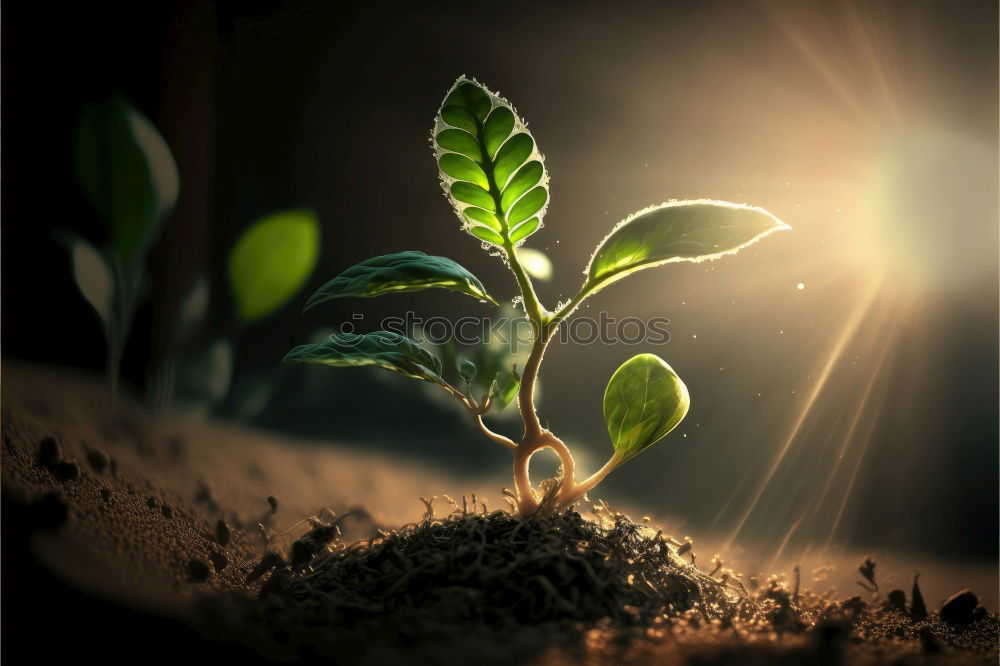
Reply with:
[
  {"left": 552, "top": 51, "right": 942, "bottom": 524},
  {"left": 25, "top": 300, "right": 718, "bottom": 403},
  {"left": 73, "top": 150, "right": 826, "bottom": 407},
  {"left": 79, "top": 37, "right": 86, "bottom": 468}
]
[
  {"left": 282, "top": 331, "right": 443, "bottom": 383},
  {"left": 451, "top": 182, "right": 495, "bottom": 211},
  {"left": 228, "top": 208, "right": 321, "bottom": 323},
  {"left": 438, "top": 153, "right": 489, "bottom": 189},
  {"left": 586, "top": 200, "right": 789, "bottom": 295},
  {"left": 433, "top": 76, "right": 548, "bottom": 246},
  {"left": 56, "top": 231, "right": 115, "bottom": 333},
  {"left": 603, "top": 353, "right": 690, "bottom": 465},
  {"left": 435, "top": 128, "right": 481, "bottom": 162},
  {"left": 74, "top": 94, "right": 179, "bottom": 262},
  {"left": 303, "top": 251, "right": 496, "bottom": 310}
]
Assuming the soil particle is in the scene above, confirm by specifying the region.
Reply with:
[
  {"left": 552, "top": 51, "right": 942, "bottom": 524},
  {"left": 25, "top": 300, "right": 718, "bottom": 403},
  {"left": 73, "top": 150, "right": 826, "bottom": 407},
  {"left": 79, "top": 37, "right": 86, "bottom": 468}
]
[
  {"left": 210, "top": 551, "right": 228, "bottom": 573},
  {"left": 940, "top": 589, "right": 979, "bottom": 626},
  {"left": 267, "top": 495, "right": 278, "bottom": 514},
  {"left": 36, "top": 436, "right": 61, "bottom": 469},
  {"left": 29, "top": 492, "right": 69, "bottom": 530},
  {"left": 912, "top": 573, "right": 929, "bottom": 620},
  {"left": 246, "top": 551, "right": 284, "bottom": 584},
  {"left": 161, "top": 504, "right": 174, "bottom": 519},
  {"left": 919, "top": 626, "right": 944, "bottom": 653},
  {"left": 146, "top": 496, "right": 159, "bottom": 510},
  {"left": 187, "top": 559, "right": 212, "bottom": 583},
  {"left": 885, "top": 588, "right": 906, "bottom": 613},
  {"left": 53, "top": 460, "right": 80, "bottom": 482},
  {"left": 85, "top": 448, "right": 109, "bottom": 473},
  {"left": 99, "top": 487, "right": 112, "bottom": 503},
  {"left": 215, "top": 519, "right": 231, "bottom": 547}
]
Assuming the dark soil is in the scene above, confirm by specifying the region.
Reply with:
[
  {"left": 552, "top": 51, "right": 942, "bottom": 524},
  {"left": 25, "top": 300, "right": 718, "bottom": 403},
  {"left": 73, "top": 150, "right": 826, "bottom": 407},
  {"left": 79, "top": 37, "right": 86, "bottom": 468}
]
[
  {"left": 3, "top": 362, "right": 998, "bottom": 665},
  {"left": 201, "top": 506, "right": 999, "bottom": 665}
]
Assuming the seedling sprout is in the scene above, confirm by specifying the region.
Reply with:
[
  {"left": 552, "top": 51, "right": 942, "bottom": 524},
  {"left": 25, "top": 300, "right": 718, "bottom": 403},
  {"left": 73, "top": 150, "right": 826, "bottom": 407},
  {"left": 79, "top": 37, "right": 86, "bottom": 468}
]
[{"left": 283, "top": 76, "right": 788, "bottom": 515}]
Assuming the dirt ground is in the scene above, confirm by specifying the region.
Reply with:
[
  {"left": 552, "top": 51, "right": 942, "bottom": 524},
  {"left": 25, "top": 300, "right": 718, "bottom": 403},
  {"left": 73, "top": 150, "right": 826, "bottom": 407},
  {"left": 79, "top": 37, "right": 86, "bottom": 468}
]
[{"left": 2, "top": 360, "right": 997, "bottom": 665}]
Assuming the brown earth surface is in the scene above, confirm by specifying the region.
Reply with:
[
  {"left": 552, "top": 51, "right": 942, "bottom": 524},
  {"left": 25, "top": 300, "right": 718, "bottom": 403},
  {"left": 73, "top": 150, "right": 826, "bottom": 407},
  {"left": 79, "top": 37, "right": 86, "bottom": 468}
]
[{"left": 2, "top": 360, "right": 997, "bottom": 665}]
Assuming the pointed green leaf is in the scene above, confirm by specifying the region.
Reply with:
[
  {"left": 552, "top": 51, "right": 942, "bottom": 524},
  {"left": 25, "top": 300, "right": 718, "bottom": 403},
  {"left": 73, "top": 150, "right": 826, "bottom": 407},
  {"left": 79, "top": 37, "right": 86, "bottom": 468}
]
[
  {"left": 303, "top": 251, "right": 496, "bottom": 309},
  {"left": 282, "top": 331, "right": 444, "bottom": 383},
  {"left": 604, "top": 354, "right": 690, "bottom": 465},
  {"left": 434, "top": 76, "right": 548, "bottom": 246},
  {"left": 74, "top": 94, "right": 179, "bottom": 262},
  {"left": 586, "top": 200, "right": 789, "bottom": 295},
  {"left": 229, "top": 208, "right": 321, "bottom": 323}
]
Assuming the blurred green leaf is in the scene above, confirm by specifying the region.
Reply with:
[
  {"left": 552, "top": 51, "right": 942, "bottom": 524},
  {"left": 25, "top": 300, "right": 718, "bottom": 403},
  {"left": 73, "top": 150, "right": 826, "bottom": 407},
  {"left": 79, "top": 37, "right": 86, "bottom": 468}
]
[
  {"left": 229, "top": 208, "right": 320, "bottom": 323},
  {"left": 74, "top": 94, "right": 179, "bottom": 262},
  {"left": 434, "top": 77, "right": 548, "bottom": 247},
  {"left": 515, "top": 247, "right": 552, "bottom": 281},
  {"left": 282, "top": 331, "right": 443, "bottom": 383},
  {"left": 303, "top": 251, "right": 496, "bottom": 310},
  {"left": 459, "top": 358, "right": 478, "bottom": 382},
  {"left": 603, "top": 353, "right": 689, "bottom": 465},
  {"left": 586, "top": 200, "right": 788, "bottom": 295},
  {"left": 174, "top": 338, "right": 234, "bottom": 411},
  {"left": 56, "top": 231, "right": 115, "bottom": 334}
]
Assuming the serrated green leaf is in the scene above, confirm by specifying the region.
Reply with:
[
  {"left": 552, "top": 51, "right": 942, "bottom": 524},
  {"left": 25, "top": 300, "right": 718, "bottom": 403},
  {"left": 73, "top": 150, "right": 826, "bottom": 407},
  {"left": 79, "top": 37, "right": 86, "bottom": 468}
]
[
  {"left": 434, "top": 76, "right": 548, "bottom": 246},
  {"left": 74, "top": 94, "right": 179, "bottom": 262},
  {"left": 303, "top": 251, "right": 496, "bottom": 309},
  {"left": 603, "top": 354, "right": 690, "bottom": 465},
  {"left": 229, "top": 208, "right": 321, "bottom": 323},
  {"left": 586, "top": 200, "right": 788, "bottom": 295},
  {"left": 282, "top": 331, "right": 444, "bottom": 383}
]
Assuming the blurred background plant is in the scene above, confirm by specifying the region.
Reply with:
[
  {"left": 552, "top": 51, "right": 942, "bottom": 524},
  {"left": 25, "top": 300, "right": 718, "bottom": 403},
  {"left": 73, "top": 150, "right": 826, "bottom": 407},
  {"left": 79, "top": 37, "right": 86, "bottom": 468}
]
[{"left": 66, "top": 93, "right": 321, "bottom": 416}]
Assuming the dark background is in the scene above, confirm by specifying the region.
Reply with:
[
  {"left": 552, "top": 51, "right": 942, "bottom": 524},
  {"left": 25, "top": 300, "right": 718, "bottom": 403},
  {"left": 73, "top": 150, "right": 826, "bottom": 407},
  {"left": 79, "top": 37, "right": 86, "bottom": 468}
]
[{"left": 3, "top": 0, "right": 997, "bottom": 563}]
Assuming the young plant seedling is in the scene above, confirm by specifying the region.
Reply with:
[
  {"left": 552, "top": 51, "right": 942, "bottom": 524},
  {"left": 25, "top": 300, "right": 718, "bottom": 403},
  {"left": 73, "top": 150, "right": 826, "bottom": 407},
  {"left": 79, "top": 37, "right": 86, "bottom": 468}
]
[
  {"left": 64, "top": 94, "right": 179, "bottom": 406},
  {"left": 283, "top": 76, "right": 789, "bottom": 515}
]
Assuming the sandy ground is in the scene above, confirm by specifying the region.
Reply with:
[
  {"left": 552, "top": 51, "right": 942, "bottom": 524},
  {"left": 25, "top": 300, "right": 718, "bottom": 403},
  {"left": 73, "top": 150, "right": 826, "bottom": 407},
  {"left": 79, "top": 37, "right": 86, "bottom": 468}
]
[
  {"left": 1, "top": 360, "right": 507, "bottom": 617},
  {"left": 3, "top": 360, "right": 997, "bottom": 665}
]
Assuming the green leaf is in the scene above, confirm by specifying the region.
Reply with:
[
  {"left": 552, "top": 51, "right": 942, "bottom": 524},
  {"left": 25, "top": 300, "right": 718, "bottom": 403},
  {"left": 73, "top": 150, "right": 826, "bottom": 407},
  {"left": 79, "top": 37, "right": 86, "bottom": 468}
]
[
  {"left": 173, "top": 338, "right": 234, "bottom": 411},
  {"left": 74, "top": 94, "right": 179, "bottom": 262},
  {"left": 303, "top": 251, "right": 497, "bottom": 310},
  {"left": 603, "top": 354, "right": 690, "bottom": 465},
  {"left": 586, "top": 199, "right": 788, "bottom": 295},
  {"left": 433, "top": 77, "right": 549, "bottom": 247},
  {"left": 459, "top": 358, "right": 478, "bottom": 381},
  {"left": 282, "top": 331, "right": 444, "bottom": 383},
  {"left": 515, "top": 247, "right": 552, "bottom": 281},
  {"left": 56, "top": 231, "right": 115, "bottom": 333},
  {"left": 228, "top": 208, "right": 321, "bottom": 323}
]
